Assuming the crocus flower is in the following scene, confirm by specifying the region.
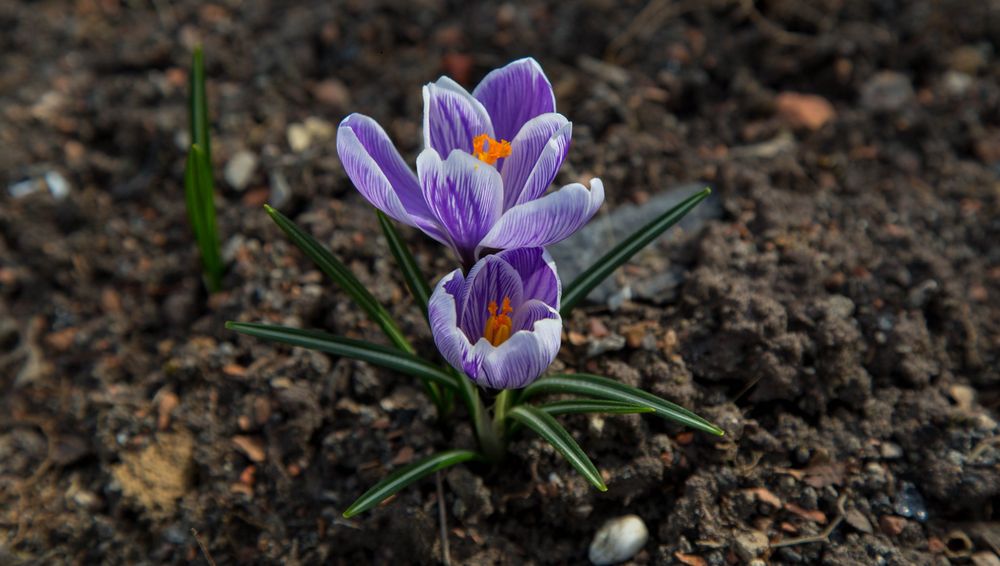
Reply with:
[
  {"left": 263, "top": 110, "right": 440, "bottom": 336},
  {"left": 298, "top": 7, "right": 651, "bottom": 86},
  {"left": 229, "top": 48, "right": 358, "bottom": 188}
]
[
  {"left": 337, "top": 58, "right": 604, "bottom": 267},
  {"left": 429, "top": 247, "right": 561, "bottom": 389}
]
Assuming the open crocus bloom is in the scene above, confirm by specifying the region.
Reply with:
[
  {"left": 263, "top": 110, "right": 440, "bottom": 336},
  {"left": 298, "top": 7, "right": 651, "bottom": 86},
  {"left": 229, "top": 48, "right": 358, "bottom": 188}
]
[
  {"left": 429, "top": 247, "right": 562, "bottom": 389},
  {"left": 337, "top": 58, "right": 604, "bottom": 267}
]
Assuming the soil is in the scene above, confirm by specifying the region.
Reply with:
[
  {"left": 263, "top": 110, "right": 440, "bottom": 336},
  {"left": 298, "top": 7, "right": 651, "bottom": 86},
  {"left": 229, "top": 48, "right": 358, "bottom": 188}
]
[{"left": 2, "top": 1, "right": 999, "bottom": 564}]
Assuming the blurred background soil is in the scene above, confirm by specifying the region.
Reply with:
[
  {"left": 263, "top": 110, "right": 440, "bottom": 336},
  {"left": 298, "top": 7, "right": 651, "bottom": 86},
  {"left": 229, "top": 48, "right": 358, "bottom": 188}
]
[{"left": 1, "top": 0, "right": 998, "bottom": 564}]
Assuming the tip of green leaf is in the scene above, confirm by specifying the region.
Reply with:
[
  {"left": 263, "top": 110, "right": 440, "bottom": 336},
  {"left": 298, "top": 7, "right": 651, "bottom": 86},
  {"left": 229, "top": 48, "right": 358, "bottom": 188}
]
[
  {"left": 224, "top": 321, "right": 236, "bottom": 330},
  {"left": 597, "top": 483, "right": 608, "bottom": 492},
  {"left": 703, "top": 186, "right": 712, "bottom": 195},
  {"left": 342, "top": 509, "right": 357, "bottom": 519}
]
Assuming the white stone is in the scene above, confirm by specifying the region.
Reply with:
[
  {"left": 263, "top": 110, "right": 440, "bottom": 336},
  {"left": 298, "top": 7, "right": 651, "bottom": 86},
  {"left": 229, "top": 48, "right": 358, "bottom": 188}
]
[
  {"left": 224, "top": 150, "right": 257, "bottom": 191},
  {"left": 588, "top": 514, "right": 648, "bottom": 565},
  {"left": 45, "top": 171, "right": 70, "bottom": 199},
  {"left": 287, "top": 123, "right": 311, "bottom": 152}
]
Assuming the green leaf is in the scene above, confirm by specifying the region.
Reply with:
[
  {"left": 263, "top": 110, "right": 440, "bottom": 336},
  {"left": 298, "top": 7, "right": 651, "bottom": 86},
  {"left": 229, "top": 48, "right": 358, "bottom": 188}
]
[
  {"left": 226, "top": 322, "right": 459, "bottom": 391},
  {"left": 189, "top": 46, "right": 211, "bottom": 163},
  {"left": 343, "top": 449, "right": 482, "bottom": 518},
  {"left": 507, "top": 405, "right": 607, "bottom": 491},
  {"left": 263, "top": 205, "right": 414, "bottom": 355},
  {"left": 376, "top": 211, "right": 432, "bottom": 318},
  {"left": 520, "top": 373, "right": 725, "bottom": 436},
  {"left": 538, "top": 399, "right": 654, "bottom": 416},
  {"left": 560, "top": 187, "right": 711, "bottom": 316},
  {"left": 183, "top": 144, "right": 223, "bottom": 293}
]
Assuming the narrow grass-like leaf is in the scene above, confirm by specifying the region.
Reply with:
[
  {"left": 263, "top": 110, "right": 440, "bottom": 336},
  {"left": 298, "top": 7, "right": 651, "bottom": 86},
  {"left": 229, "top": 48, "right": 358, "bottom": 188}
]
[
  {"left": 520, "top": 373, "right": 725, "bottom": 436},
  {"left": 226, "top": 322, "right": 458, "bottom": 391},
  {"left": 560, "top": 187, "right": 711, "bottom": 315},
  {"left": 377, "top": 211, "right": 432, "bottom": 318},
  {"left": 507, "top": 405, "right": 607, "bottom": 491},
  {"left": 184, "top": 144, "right": 223, "bottom": 292},
  {"left": 343, "top": 449, "right": 482, "bottom": 518},
  {"left": 538, "top": 399, "right": 654, "bottom": 416},
  {"left": 189, "top": 46, "right": 211, "bottom": 163},
  {"left": 263, "top": 206, "right": 413, "bottom": 353}
]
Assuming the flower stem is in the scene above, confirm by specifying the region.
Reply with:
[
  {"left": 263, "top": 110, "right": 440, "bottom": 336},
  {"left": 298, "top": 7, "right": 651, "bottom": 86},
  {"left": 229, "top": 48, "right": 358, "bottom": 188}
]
[{"left": 491, "top": 389, "right": 513, "bottom": 441}]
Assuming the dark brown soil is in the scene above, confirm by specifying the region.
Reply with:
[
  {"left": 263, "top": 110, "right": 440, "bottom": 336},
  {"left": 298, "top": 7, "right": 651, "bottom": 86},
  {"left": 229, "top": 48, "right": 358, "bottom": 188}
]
[{"left": 2, "top": 1, "right": 998, "bottom": 564}]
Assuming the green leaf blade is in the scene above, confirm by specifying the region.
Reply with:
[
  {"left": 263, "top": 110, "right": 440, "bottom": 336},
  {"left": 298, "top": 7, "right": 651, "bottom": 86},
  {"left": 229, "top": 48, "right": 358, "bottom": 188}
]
[
  {"left": 560, "top": 187, "right": 711, "bottom": 316},
  {"left": 343, "top": 449, "right": 482, "bottom": 518},
  {"left": 189, "top": 46, "right": 211, "bottom": 163},
  {"left": 507, "top": 405, "right": 607, "bottom": 491},
  {"left": 377, "top": 211, "right": 432, "bottom": 318},
  {"left": 538, "top": 399, "right": 654, "bottom": 416},
  {"left": 184, "top": 144, "right": 223, "bottom": 293},
  {"left": 521, "top": 373, "right": 725, "bottom": 436},
  {"left": 226, "top": 322, "right": 458, "bottom": 391}
]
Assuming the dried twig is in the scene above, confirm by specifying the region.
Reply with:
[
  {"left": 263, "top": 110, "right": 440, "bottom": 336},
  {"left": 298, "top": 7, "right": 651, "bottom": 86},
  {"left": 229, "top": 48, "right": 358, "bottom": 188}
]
[
  {"left": 771, "top": 494, "right": 847, "bottom": 548},
  {"left": 435, "top": 472, "right": 451, "bottom": 566},
  {"left": 191, "top": 528, "right": 217, "bottom": 566}
]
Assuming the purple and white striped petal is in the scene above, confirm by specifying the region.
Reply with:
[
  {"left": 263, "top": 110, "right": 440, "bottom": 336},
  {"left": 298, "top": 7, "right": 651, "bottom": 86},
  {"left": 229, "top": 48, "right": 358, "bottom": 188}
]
[
  {"left": 473, "top": 58, "right": 556, "bottom": 144},
  {"left": 500, "top": 114, "right": 571, "bottom": 210},
  {"left": 494, "top": 247, "right": 560, "bottom": 307},
  {"left": 417, "top": 149, "right": 504, "bottom": 265},
  {"left": 458, "top": 254, "right": 524, "bottom": 341},
  {"left": 423, "top": 77, "right": 494, "bottom": 157},
  {"left": 511, "top": 299, "right": 559, "bottom": 333},
  {"left": 428, "top": 270, "right": 495, "bottom": 380},
  {"left": 477, "top": 178, "right": 605, "bottom": 252},
  {"left": 337, "top": 115, "right": 429, "bottom": 222},
  {"left": 337, "top": 114, "right": 451, "bottom": 244},
  {"left": 428, "top": 269, "right": 471, "bottom": 372},
  {"left": 477, "top": 315, "right": 562, "bottom": 389}
]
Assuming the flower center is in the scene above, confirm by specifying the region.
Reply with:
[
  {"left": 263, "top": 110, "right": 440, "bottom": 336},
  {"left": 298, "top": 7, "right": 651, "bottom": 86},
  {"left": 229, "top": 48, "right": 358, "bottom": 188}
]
[
  {"left": 483, "top": 297, "right": 514, "bottom": 347},
  {"left": 472, "top": 133, "right": 512, "bottom": 166}
]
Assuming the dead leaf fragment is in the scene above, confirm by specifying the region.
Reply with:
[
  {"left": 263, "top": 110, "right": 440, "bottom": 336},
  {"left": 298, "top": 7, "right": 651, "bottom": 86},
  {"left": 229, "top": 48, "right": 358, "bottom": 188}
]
[
  {"left": 111, "top": 431, "right": 194, "bottom": 517},
  {"left": 674, "top": 552, "right": 708, "bottom": 566},
  {"left": 232, "top": 435, "right": 266, "bottom": 462}
]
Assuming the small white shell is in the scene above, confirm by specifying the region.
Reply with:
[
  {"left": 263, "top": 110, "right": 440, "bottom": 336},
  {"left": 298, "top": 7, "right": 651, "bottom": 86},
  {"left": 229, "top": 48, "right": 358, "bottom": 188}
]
[{"left": 588, "top": 514, "right": 649, "bottom": 565}]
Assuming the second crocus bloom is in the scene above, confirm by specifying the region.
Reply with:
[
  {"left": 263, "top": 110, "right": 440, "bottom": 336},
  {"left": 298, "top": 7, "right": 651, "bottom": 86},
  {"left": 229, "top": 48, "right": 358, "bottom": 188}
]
[
  {"left": 429, "top": 247, "right": 562, "bottom": 389},
  {"left": 337, "top": 58, "right": 604, "bottom": 267}
]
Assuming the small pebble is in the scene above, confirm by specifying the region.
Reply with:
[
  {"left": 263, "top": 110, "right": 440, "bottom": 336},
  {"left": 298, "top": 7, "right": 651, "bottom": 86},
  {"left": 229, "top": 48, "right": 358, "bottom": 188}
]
[
  {"left": 45, "top": 171, "right": 70, "bottom": 199},
  {"left": 860, "top": 71, "right": 914, "bottom": 112},
  {"left": 224, "top": 150, "right": 257, "bottom": 191},
  {"left": 893, "top": 481, "right": 928, "bottom": 522},
  {"left": 589, "top": 514, "right": 649, "bottom": 565},
  {"left": 733, "top": 530, "right": 769, "bottom": 562},
  {"left": 287, "top": 123, "right": 311, "bottom": 152}
]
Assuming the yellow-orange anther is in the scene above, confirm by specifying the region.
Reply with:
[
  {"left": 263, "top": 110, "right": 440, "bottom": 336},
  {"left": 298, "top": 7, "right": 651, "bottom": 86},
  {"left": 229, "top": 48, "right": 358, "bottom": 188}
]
[
  {"left": 472, "top": 133, "right": 512, "bottom": 165},
  {"left": 483, "top": 297, "right": 514, "bottom": 346}
]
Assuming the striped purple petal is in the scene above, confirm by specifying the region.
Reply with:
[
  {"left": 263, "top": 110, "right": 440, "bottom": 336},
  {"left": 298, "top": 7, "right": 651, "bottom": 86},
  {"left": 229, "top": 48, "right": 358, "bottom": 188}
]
[
  {"left": 473, "top": 58, "right": 556, "bottom": 144},
  {"left": 417, "top": 149, "right": 504, "bottom": 266},
  {"left": 423, "top": 77, "right": 494, "bottom": 157},
  {"left": 337, "top": 114, "right": 448, "bottom": 243},
  {"left": 477, "top": 315, "right": 561, "bottom": 389},
  {"left": 478, "top": 178, "right": 604, "bottom": 252},
  {"left": 500, "top": 113, "right": 572, "bottom": 210},
  {"left": 494, "top": 247, "right": 560, "bottom": 307},
  {"left": 458, "top": 254, "right": 524, "bottom": 341}
]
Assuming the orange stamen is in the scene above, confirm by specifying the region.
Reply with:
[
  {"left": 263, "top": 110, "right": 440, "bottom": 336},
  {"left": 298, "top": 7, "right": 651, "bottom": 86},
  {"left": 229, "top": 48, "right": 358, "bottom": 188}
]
[
  {"left": 483, "top": 297, "right": 514, "bottom": 346},
  {"left": 472, "top": 133, "right": 512, "bottom": 165}
]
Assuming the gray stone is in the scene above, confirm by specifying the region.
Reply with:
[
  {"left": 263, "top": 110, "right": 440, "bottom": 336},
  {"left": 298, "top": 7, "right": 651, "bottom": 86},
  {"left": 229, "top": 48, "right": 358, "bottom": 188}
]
[
  {"left": 549, "top": 183, "right": 721, "bottom": 306},
  {"left": 860, "top": 71, "right": 914, "bottom": 112}
]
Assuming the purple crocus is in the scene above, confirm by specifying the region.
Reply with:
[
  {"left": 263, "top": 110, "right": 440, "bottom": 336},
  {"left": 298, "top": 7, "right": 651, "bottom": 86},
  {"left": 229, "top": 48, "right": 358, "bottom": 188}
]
[
  {"left": 429, "top": 247, "right": 561, "bottom": 389},
  {"left": 337, "top": 58, "right": 604, "bottom": 267}
]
